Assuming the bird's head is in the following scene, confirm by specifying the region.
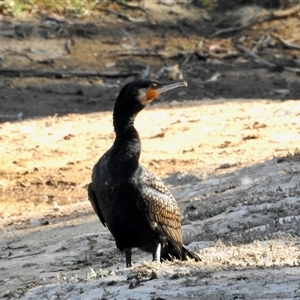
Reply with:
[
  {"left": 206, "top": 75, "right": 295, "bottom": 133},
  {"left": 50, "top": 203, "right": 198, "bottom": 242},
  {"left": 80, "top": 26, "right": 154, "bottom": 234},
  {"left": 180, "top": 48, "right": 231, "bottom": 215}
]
[
  {"left": 115, "top": 78, "right": 187, "bottom": 113},
  {"left": 134, "top": 78, "right": 187, "bottom": 106}
]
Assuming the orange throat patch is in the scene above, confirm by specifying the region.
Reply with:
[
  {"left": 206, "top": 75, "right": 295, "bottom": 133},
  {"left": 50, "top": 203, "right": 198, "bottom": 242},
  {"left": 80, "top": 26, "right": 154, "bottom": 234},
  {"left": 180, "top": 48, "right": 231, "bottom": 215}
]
[{"left": 146, "top": 89, "right": 159, "bottom": 101}]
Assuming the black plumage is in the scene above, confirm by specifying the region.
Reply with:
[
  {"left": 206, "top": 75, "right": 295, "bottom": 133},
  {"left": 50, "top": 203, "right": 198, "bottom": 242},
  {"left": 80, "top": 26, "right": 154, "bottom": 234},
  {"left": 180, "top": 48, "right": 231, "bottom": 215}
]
[{"left": 88, "top": 78, "right": 200, "bottom": 267}]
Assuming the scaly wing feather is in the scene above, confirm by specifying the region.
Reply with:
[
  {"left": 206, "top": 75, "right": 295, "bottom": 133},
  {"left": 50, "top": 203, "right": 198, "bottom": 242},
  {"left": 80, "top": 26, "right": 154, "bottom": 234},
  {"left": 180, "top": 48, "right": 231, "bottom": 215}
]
[{"left": 133, "top": 166, "right": 183, "bottom": 253}]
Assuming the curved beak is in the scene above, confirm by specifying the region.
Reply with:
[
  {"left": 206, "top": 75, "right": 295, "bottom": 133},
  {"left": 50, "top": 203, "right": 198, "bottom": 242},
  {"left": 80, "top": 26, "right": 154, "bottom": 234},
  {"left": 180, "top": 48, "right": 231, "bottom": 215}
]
[{"left": 156, "top": 81, "right": 187, "bottom": 95}]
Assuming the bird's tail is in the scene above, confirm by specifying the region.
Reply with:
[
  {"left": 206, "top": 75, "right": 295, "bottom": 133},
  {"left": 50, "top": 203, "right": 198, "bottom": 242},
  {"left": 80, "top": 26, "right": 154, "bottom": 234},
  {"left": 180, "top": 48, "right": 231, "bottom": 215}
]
[
  {"left": 182, "top": 244, "right": 201, "bottom": 262},
  {"left": 160, "top": 242, "right": 201, "bottom": 262}
]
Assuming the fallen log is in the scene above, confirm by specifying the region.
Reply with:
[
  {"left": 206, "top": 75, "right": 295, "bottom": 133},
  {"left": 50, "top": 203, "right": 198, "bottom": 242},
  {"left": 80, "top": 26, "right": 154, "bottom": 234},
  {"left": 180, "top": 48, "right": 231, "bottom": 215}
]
[{"left": 0, "top": 68, "right": 139, "bottom": 78}]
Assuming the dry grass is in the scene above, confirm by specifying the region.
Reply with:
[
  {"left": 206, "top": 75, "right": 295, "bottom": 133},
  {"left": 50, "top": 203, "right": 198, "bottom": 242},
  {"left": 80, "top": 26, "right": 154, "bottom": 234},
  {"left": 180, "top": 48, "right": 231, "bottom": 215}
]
[
  {"left": 278, "top": 148, "right": 300, "bottom": 163},
  {"left": 201, "top": 240, "right": 300, "bottom": 268},
  {"left": 0, "top": 0, "right": 100, "bottom": 17},
  {"left": 131, "top": 240, "right": 300, "bottom": 281}
]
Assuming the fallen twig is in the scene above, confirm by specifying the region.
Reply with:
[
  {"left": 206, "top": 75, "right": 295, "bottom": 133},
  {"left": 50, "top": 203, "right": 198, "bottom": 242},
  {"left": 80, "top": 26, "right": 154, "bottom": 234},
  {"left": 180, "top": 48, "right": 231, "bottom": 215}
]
[
  {"left": 211, "top": 25, "right": 251, "bottom": 38},
  {"left": 216, "top": 163, "right": 238, "bottom": 170},
  {"left": 195, "top": 49, "right": 239, "bottom": 60},
  {"left": 122, "top": 28, "right": 138, "bottom": 50},
  {"left": 98, "top": 8, "right": 146, "bottom": 23},
  {"left": 106, "top": 49, "right": 189, "bottom": 59},
  {"left": 252, "top": 26, "right": 277, "bottom": 51},
  {"left": 65, "top": 38, "right": 75, "bottom": 54},
  {"left": 2, "top": 250, "right": 46, "bottom": 260},
  {"left": 211, "top": 6, "right": 270, "bottom": 37},
  {"left": 180, "top": 52, "right": 194, "bottom": 67},
  {"left": 211, "top": 4, "right": 300, "bottom": 37},
  {"left": 0, "top": 68, "right": 139, "bottom": 78},
  {"left": 0, "top": 113, "right": 23, "bottom": 120},
  {"left": 236, "top": 44, "right": 275, "bottom": 68},
  {"left": 271, "top": 33, "right": 300, "bottom": 51},
  {"left": 4, "top": 244, "right": 28, "bottom": 250},
  {"left": 207, "top": 51, "right": 239, "bottom": 60},
  {"left": 272, "top": 4, "right": 300, "bottom": 18},
  {"left": 236, "top": 44, "right": 300, "bottom": 73},
  {"left": 283, "top": 66, "right": 300, "bottom": 73}
]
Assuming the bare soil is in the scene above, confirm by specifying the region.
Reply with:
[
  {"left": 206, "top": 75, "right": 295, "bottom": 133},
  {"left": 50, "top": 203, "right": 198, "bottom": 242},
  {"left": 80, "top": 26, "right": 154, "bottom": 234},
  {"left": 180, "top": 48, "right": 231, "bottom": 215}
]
[{"left": 0, "top": 2, "right": 300, "bottom": 299}]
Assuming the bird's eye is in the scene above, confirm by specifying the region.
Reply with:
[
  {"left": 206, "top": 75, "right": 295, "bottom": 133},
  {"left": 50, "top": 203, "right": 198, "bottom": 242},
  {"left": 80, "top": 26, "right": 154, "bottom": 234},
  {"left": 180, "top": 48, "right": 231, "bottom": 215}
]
[{"left": 151, "top": 83, "right": 157, "bottom": 88}]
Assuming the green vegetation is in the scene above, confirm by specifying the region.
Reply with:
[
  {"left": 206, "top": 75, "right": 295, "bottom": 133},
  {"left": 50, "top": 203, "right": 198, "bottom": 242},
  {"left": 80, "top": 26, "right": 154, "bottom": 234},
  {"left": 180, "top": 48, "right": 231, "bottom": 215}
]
[
  {"left": 0, "top": 0, "right": 289, "bottom": 17},
  {"left": 0, "top": 0, "right": 111, "bottom": 17},
  {"left": 0, "top": 0, "right": 27, "bottom": 15}
]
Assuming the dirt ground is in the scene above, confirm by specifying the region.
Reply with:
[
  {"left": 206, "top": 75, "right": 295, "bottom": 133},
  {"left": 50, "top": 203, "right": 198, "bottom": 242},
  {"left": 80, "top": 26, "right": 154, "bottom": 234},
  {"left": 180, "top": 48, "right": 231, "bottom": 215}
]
[{"left": 0, "top": 2, "right": 300, "bottom": 299}]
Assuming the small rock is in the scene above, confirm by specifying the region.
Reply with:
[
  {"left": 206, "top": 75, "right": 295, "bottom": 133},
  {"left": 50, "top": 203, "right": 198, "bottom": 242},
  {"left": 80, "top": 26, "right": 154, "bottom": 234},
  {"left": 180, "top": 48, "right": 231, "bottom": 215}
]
[
  {"left": 150, "top": 270, "right": 158, "bottom": 280},
  {"left": 129, "top": 278, "right": 141, "bottom": 289},
  {"left": 40, "top": 219, "right": 50, "bottom": 226}
]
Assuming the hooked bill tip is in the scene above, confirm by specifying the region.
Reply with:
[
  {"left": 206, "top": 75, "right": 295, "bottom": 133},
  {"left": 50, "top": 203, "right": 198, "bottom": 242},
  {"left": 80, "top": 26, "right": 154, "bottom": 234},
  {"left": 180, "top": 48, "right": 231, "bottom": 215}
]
[{"left": 156, "top": 80, "right": 188, "bottom": 95}]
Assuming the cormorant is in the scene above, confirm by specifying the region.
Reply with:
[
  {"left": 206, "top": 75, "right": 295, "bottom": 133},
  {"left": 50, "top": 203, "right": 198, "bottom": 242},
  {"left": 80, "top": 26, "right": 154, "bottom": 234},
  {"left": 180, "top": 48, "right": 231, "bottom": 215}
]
[{"left": 88, "top": 78, "right": 200, "bottom": 267}]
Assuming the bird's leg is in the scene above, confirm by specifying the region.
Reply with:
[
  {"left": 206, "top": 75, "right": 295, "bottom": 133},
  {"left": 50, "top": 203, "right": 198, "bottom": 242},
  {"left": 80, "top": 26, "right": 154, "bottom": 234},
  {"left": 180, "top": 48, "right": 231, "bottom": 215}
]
[
  {"left": 152, "top": 243, "right": 161, "bottom": 263},
  {"left": 124, "top": 248, "right": 132, "bottom": 268}
]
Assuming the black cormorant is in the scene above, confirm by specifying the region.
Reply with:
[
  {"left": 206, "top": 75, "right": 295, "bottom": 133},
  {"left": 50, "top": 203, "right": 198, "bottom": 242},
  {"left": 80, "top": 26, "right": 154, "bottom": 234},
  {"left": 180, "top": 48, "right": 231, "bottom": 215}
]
[{"left": 88, "top": 78, "right": 200, "bottom": 267}]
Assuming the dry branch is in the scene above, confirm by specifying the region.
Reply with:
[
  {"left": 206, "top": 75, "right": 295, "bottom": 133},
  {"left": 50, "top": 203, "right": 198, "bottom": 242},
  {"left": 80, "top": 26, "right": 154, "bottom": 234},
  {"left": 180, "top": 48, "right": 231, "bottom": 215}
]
[
  {"left": 252, "top": 26, "right": 277, "bottom": 51},
  {"left": 272, "top": 4, "right": 300, "bottom": 18},
  {"left": 98, "top": 8, "right": 146, "bottom": 23},
  {"left": 271, "top": 33, "right": 300, "bottom": 51},
  {"left": 105, "top": 49, "right": 189, "bottom": 59},
  {"left": 0, "top": 68, "right": 139, "bottom": 78},
  {"left": 236, "top": 44, "right": 300, "bottom": 73},
  {"left": 211, "top": 4, "right": 300, "bottom": 37},
  {"left": 211, "top": 24, "right": 251, "bottom": 38},
  {"left": 283, "top": 66, "right": 300, "bottom": 73},
  {"left": 122, "top": 28, "right": 138, "bottom": 50},
  {"left": 207, "top": 51, "right": 240, "bottom": 60},
  {"left": 236, "top": 44, "right": 276, "bottom": 68},
  {"left": 211, "top": 6, "right": 270, "bottom": 37},
  {"left": 2, "top": 250, "right": 46, "bottom": 260}
]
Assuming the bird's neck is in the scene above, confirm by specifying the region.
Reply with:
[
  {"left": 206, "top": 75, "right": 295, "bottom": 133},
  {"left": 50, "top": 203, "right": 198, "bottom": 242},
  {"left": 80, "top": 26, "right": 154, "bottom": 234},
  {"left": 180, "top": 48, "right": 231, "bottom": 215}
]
[{"left": 111, "top": 111, "right": 141, "bottom": 173}]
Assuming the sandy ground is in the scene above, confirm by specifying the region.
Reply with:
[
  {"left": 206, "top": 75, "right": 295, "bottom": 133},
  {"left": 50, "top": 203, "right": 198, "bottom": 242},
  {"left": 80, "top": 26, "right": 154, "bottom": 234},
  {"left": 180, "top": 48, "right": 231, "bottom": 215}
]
[
  {"left": 0, "top": 2, "right": 300, "bottom": 299},
  {"left": 1, "top": 99, "right": 300, "bottom": 299}
]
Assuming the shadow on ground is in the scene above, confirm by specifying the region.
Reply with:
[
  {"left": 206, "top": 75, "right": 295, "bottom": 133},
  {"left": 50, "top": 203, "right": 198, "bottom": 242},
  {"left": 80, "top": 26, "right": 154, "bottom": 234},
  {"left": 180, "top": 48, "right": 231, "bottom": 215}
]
[{"left": 1, "top": 2, "right": 300, "bottom": 122}]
